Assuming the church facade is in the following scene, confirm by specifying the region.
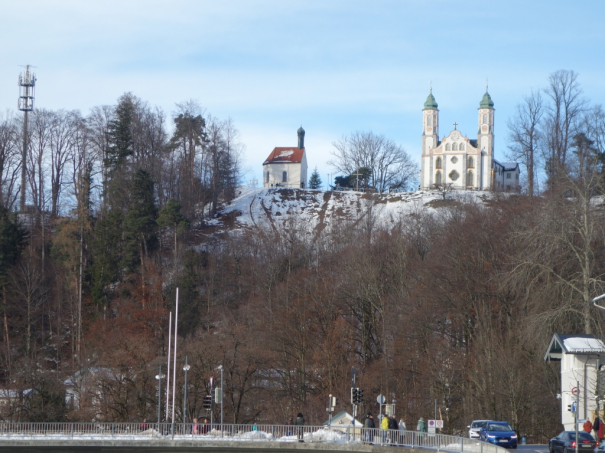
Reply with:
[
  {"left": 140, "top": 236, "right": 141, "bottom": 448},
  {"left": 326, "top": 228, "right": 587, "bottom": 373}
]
[
  {"left": 263, "top": 127, "right": 308, "bottom": 189},
  {"left": 419, "top": 90, "right": 520, "bottom": 192}
]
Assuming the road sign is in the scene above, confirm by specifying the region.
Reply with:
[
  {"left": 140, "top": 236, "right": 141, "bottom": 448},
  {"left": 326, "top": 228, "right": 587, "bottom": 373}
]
[
  {"left": 572, "top": 387, "right": 580, "bottom": 397},
  {"left": 377, "top": 394, "right": 386, "bottom": 404},
  {"left": 436, "top": 420, "right": 444, "bottom": 429}
]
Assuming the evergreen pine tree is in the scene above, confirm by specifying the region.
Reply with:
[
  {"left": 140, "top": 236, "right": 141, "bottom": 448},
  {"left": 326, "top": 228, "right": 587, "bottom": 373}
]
[
  {"left": 122, "top": 169, "right": 158, "bottom": 273},
  {"left": 105, "top": 94, "right": 135, "bottom": 170},
  {"left": 158, "top": 199, "right": 190, "bottom": 277},
  {"left": 308, "top": 167, "right": 322, "bottom": 189}
]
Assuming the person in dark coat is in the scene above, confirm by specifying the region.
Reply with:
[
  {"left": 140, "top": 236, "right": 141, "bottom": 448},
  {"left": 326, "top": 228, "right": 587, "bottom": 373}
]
[
  {"left": 364, "top": 413, "right": 375, "bottom": 443},
  {"left": 388, "top": 415, "right": 398, "bottom": 444},
  {"left": 594, "top": 416, "right": 602, "bottom": 441},
  {"left": 295, "top": 412, "right": 305, "bottom": 442}
]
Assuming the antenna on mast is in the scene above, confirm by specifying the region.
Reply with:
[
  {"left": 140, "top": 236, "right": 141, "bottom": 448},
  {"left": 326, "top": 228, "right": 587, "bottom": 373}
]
[{"left": 17, "top": 65, "right": 36, "bottom": 212}]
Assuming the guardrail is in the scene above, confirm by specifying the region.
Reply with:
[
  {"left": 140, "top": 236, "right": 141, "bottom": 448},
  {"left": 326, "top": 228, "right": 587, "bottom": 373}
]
[{"left": 0, "top": 422, "right": 510, "bottom": 453}]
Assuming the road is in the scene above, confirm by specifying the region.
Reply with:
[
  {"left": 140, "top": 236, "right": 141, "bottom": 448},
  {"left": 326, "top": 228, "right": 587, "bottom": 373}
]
[{"left": 518, "top": 445, "right": 548, "bottom": 453}]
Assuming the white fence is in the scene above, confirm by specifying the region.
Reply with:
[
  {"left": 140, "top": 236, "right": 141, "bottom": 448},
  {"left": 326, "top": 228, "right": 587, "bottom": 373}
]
[{"left": 0, "top": 422, "right": 509, "bottom": 453}]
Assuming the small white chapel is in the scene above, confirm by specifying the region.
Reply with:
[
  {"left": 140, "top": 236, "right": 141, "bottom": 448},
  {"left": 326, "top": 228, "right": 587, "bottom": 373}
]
[
  {"left": 419, "top": 89, "right": 520, "bottom": 191},
  {"left": 263, "top": 127, "right": 308, "bottom": 189}
]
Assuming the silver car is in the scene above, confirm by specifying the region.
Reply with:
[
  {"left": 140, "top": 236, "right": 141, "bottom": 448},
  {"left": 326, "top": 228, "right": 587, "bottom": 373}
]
[{"left": 468, "top": 420, "right": 489, "bottom": 439}]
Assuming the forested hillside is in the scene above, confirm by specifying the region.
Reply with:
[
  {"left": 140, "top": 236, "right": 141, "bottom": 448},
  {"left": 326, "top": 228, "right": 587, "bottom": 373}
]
[{"left": 0, "top": 71, "right": 605, "bottom": 441}]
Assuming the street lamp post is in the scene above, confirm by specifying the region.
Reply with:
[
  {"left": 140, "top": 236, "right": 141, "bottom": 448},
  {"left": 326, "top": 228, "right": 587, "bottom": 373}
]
[
  {"left": 183, "top": 357, "right": 190, "bottom": 424},
  {"left": 155, "top": 365, "right": 166, "bottom": 427},
  {"left": 218, "top": 365, "right": 224, "bottom": 433}
]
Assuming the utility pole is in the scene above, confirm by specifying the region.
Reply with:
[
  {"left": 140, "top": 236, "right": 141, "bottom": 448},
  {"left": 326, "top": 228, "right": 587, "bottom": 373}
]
[
  {"left": 18, "top": 65, "right": 36, "bottom": 212},
  {"left": 576, "top": 380, "right": 579, "bottom": 453}
]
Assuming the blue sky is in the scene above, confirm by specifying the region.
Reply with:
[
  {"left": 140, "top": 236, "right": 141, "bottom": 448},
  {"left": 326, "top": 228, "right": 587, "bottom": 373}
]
[{"left": 1, "top": 0, "right": 604, "bottom": 187}]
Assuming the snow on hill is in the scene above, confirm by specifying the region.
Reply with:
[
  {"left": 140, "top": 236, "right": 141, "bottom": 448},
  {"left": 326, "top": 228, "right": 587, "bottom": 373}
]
[{"left": 205, "top": 187, "right": 493, "bottom": 239}]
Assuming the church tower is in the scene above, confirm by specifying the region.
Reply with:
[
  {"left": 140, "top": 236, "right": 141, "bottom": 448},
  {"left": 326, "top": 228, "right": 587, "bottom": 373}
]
[
  {"left": 477, "top": 90, "right": 494, "bottom": 190},
  {"left": 421, "top": 90, "right": 439, "bottom": 189}
]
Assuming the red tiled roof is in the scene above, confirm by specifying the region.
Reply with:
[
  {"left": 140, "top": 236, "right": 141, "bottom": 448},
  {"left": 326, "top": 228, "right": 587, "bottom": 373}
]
[{"left": 263, "top": 147, "right": 305, "bottom": 164}]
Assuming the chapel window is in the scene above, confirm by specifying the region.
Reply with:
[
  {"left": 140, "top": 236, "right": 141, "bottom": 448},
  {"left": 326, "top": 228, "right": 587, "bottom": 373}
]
[
  {"left": 468, "top": 157, "right": 474, "bottom": 168},
  {"left": 453, "top": 143, "right": 458, "bottom": 151},
  {"left": 436, "top": 171, "right": 442, "bottom": 184},
  {"left": 266, "top": 171, "right": 270, "bottom": 183},
  {"left": 427, "top": 116, "right": 432, "bottom": 126},
  {"left": 436, "top": 157, "right": 442, "bottom": 169},
  {"left": 445, "top": 143, "right": 451, "bottom": 151},
  {"left": 459, "top": 143, "right": 464, "bottom": 150},
  {"left": 467, "top": 171, "right": 473, "bottom": 186},
  {"left": 282, "top": 171, "right": 288, "bottom": 182},
  {"left": 483, "top": 114, "right": 487, "bottom": 124}
]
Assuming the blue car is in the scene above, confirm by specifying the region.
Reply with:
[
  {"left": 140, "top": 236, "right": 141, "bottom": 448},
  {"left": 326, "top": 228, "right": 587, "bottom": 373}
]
[{"left": 479, "top": 421, "right": 518, "bottom": 449}]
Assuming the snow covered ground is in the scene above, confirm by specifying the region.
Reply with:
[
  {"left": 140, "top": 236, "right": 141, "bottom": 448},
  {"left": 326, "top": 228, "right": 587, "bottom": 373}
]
[{"left": 207, "top": 187, "right": 494, "bottom": 238}]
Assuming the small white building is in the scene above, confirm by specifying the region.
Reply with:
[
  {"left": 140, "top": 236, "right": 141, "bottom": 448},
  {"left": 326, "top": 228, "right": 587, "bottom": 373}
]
[
  {"left": 323, "top": 411, "right": 364, "bottom": 434},
  {"left": 544, "top": 334, "right": 605, "bottom": 430},
  {"left": 263, "top": 127, "right": 308, "bottom": 189},
  {"left": 493, "top": 160, "right": 521, "bottom": 192}
]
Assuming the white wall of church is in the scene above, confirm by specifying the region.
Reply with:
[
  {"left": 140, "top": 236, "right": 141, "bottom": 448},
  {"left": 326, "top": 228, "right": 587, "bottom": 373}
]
[{"left": 263, "top": 158, "right": 308, "bottom": 189}]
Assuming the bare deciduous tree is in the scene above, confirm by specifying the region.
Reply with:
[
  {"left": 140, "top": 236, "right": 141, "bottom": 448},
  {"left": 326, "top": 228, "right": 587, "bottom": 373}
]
[
  {"left": 507, "top": 91, "right": 543, "bottom": 196},
  {"left": 330, "top": 131, "right": 417, "bottom": 192}
]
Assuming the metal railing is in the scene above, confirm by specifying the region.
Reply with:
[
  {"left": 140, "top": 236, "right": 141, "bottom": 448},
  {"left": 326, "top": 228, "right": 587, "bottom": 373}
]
[{"left": 0, "top": 422, "right": 510, "bottom": 453}]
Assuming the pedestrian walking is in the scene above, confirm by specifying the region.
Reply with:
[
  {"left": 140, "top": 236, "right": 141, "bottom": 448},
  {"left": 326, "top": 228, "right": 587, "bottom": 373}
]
[
  {"left": 381, "top": 413, "right": 389, "bottom": 444},
  {"left": 388, "top": 415, "right": 398, "bottom": 445},
  {"left": 202, "top": 418, "right": 210, "bottom": 434},
  {"left": 584, "top": 418, "right": 593, "bottom": 433},
  {"left": 399, "top": 419, "right": 406, "bottom": 444},
  {"left": 295, "top": 412, "right": 305, "bottom": 442},
  {"left": 192, "top": 418, "right": 200, "bottom": 435},
  {"left": 594, "top": 416, "right": 601, "bottom": 441},
  {"left": 364, "top": 413, "right": 375, "bottom": 444},
  {"left": 416, "top": 417, "right": 426, "bottom": 446}
]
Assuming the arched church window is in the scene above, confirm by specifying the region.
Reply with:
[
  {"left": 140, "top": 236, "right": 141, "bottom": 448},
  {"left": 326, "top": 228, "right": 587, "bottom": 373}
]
[
  {"left": 452, "top": 143, "right": 458, "bottom": 151},
  {"left": 468, "top": 157, "right": 474, "bottom": 168},
  {"left": 436, "top": 171, "right": 442, "bottom": 184},
  {"left": 436, "top": 157, "right": 442, "bottom": 169},
  {"left": 459, "top": 143, "right": 464, "bottom": 151},
  {"left": 445, "top": 143, "right": 451, "bottom": 151},
  {"left": 266, "top": 171, "right": 270, "bottom": 183},
  {"left": 282, "top": 171, "right": 288, "bottom": 182},
  {"left": 467, "top": 171, "right": 473, "bottom": 186},
  {"left": 483, "top": 114, "right": 487, "bottom": 125},
  {"left": 427, "top": 116, "right": 432, "bottom": 126}
]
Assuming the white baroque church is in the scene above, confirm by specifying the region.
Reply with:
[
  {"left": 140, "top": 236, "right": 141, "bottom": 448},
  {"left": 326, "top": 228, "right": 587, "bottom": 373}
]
[{"left": 419, "top": 89, "right": 520, "bottom": 191}]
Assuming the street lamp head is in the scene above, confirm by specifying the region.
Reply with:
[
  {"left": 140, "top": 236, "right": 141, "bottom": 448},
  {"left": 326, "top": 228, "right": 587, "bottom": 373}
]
[
  {"left": 155, "top": 374, "right": 165, "bottom": 380},
  {"left": 217, "top": 365, "right": 223, "bottom": 370},
  {"left": 592, "top": 293, "right": 605, "bottom": 310},
  {"left": 183, "top": 364, "right": 191, "bottom": 371}
]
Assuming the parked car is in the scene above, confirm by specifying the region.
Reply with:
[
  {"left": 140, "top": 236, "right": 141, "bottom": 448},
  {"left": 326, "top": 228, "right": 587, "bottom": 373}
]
[
  {"left": 479, "top": 421, "right": 518, "bottom": 448},
  {"left": 468, "top": 420, "right": 489, "bottom": 439},
  {"left": 549, "top": 431, "right": 598, "bottom": 453}
]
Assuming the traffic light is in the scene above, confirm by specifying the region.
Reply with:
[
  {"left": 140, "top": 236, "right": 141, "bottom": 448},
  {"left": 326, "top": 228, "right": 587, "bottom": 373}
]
[
  {"left": 355, "top": 388, "right": 364, "bottom": 404},
  {"left": 203, "top": 395, "right": 214, "bottom": 410},
  {"left": 350, "top": 388, "right": 356, "bottom": 404},
  {"left": 567, "top": 404, "right": 572, "bottom": 412}
]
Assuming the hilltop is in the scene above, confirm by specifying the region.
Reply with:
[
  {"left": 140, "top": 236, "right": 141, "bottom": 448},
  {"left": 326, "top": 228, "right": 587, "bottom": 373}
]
[{"left": 205, "top": 187, "right": 494, "bottom": 238}]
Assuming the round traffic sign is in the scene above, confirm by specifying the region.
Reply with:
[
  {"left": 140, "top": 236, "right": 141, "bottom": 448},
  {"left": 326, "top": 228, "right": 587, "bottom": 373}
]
[
  {"left": 572, "top": 387, "right": 580, "bottom": 396},
  {"left": 377, "top": 394, "right": 386, "bottom": 404}
]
